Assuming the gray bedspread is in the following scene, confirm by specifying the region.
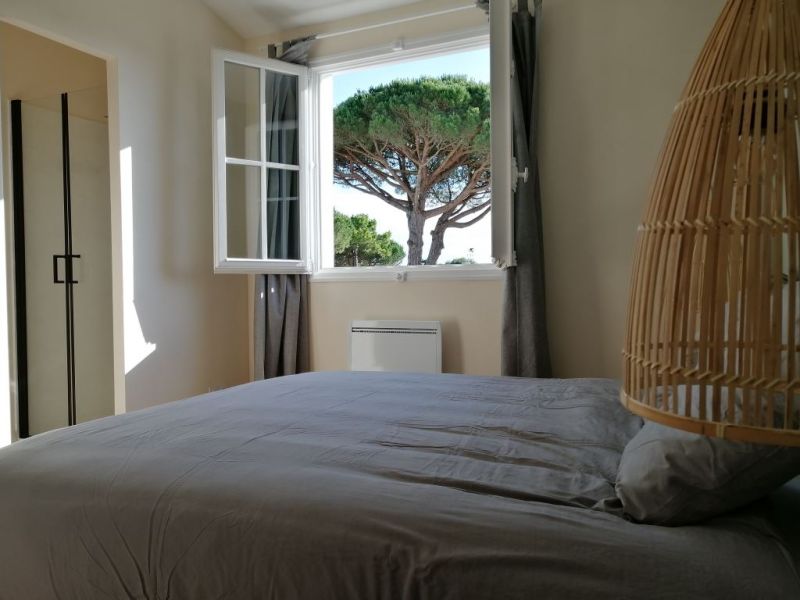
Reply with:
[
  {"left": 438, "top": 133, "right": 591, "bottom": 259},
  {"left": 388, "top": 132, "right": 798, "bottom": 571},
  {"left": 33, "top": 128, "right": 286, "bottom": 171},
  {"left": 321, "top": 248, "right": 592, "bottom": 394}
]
[{"left": 0, "top": 372, "right": 797, "bottom": 599}]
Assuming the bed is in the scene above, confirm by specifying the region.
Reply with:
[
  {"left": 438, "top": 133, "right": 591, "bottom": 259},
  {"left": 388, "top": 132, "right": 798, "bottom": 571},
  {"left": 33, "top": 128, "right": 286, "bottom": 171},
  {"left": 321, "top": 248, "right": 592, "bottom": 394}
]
[{"left": 0, "top": 372, "right": 797, "bottom": 599}]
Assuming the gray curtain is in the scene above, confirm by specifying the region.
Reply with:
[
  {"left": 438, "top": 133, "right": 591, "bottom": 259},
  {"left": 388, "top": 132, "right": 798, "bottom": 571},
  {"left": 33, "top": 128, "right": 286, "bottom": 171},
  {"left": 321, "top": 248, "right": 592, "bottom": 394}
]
[
  {"left": 254, "top": 274, "right": 309, "bottom": 379},
  {"left": 254, "top": 39, "right": 314, "bottom": 380},
  {"left": 501, "top": 0, "right": 552, "bottom": 378},
  {"left": 267, "top": 36, "right": 316, "bottom": 64},
  {"left": 264, "top": 71, "right": 300, "bottom": 261}
]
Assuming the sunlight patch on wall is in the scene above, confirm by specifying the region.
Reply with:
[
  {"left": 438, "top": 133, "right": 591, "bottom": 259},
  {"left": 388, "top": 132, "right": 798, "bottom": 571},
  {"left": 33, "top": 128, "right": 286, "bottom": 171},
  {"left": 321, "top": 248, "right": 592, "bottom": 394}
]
[{"left": 120, "top": 147, "right": 155, "bottom": 374}]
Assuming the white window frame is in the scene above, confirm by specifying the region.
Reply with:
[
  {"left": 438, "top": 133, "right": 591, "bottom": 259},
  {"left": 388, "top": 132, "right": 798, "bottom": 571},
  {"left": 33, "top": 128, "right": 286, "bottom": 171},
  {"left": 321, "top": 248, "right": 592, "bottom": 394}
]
[
  {"left": 489, "top": 0, "right": 515, "bottom": 270},
  {"left": 212, "top": 49, "right": 311, "bottom": 274},
  {"left": 211, "top": 17, "right": 514, "bottom": 280},
  {"left": 307, "top": 28, "right": 505, "bottom": 283}
]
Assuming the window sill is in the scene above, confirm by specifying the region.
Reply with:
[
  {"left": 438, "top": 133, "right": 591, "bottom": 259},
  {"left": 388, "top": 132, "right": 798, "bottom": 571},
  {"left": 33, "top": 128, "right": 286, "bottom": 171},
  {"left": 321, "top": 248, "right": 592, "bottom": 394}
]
[{"left": 311, "top": 264, "right": 504, "bottom": 283}]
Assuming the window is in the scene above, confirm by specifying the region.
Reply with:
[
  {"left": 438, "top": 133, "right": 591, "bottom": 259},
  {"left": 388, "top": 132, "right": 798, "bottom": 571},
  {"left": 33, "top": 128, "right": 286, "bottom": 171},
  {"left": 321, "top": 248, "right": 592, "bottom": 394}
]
[
  {"left": 212, "top": 50, "right": 310, "bottom": 273},
  {"left": 212, "top": 7, "right": 513, "bottom": 278},
  {"left": 315, "top": 46, "right": 495, "bottom": 278}
]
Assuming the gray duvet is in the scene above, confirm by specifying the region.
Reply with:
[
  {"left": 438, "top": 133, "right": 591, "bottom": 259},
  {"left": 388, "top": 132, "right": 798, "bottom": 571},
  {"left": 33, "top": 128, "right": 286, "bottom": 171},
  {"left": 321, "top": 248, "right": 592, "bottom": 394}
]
[{"left": 0, "top": 372, "right": 797, "bottom": 599}]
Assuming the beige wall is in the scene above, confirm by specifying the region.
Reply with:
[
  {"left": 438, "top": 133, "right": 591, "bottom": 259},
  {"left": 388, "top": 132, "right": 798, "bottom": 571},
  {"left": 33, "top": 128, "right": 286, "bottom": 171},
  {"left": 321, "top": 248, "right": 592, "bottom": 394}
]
[
  {"left": 0, "top": 0, "right": 728, "bottom": 427},
  {"left": 259, "top": 0, "right": 500, "bottom": 378},
  {"left": 310, "top": 279, "right": 502, "bottom": 375},
  {"left": 0, "top": 0, "right": 250, "bottom": 414},
  {"left": 538, "top": 0, "right": 725, "bottom": 378},
  {"left": 0, "top": 22, "right": 107, "bottom": 122},
  {"left": 198, "top": 0, "right": 727, "bottom": 386},
  {"left": 262, "top": 0, "right": 727, "bottom": 381}
]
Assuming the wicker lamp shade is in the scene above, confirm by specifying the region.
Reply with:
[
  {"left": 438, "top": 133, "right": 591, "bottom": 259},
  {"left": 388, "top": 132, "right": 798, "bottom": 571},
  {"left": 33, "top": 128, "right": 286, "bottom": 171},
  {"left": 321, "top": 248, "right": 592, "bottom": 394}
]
[{"left": 622, "top": 0, "right": 800, "bottom": 446}]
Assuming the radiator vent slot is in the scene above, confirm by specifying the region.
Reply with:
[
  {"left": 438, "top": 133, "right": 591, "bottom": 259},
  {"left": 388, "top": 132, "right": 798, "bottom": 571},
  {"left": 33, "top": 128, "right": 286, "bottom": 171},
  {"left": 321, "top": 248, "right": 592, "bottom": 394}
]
[{"left": 350, "top": 320, "right": 442, "bottom": 373}]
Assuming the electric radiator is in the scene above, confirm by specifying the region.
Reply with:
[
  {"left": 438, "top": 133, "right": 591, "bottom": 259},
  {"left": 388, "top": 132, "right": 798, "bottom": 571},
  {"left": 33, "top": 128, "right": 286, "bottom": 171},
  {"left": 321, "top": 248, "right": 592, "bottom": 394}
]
[{"left": 349, "top": 320, "right": 442, "bottom": 374}]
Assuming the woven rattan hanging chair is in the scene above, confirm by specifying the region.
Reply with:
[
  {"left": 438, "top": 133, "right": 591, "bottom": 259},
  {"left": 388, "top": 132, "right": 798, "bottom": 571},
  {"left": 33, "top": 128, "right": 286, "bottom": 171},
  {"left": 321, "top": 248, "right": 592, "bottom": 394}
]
[{"left": 622, "top": 0, "right": 800, "bottom": 445}]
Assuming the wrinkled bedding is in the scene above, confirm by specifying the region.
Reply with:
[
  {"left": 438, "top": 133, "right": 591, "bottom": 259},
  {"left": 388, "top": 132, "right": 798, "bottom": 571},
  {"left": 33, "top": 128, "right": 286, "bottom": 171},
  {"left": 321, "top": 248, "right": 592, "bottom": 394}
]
[{"left": 0, "top": 372, "right": 797, "bottom": 599}]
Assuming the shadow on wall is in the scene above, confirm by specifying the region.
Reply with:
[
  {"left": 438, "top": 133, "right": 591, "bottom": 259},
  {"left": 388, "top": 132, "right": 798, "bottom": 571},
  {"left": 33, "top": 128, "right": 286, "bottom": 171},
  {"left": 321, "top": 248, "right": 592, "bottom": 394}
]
[
  {"left": 539, "top": 3, "right": 605, "bottom": 374},
  {"left": 0, "top": 179, "right": 9, "bottom": 448},
  {"left": 440, "top": 320, "right": 464, "bottom": 374}
]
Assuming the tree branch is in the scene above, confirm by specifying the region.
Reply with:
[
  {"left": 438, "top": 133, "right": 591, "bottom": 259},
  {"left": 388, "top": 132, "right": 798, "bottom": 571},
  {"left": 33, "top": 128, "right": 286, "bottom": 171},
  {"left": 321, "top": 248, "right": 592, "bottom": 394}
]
[
  {"left": 441, "top": 204, "right": 491, "bottom": 229},
  {"left": 422, "top": 162, "right": 490, "bottom": 218},
  {"left": 335, "top": 163, "right": 410, "bottom": 211},
  {"left": 340, "top": 147, "right": 409, "bottom": 192}
]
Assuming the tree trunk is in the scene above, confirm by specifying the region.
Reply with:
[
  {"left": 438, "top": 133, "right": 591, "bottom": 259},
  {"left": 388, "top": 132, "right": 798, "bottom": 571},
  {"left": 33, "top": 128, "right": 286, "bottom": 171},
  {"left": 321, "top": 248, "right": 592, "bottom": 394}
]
[
  {"left": 426, "top": 224, "right": 446, "bottom": 265},
  {"left": 406, "top": 211, "right": 426, "bottom": 265}
]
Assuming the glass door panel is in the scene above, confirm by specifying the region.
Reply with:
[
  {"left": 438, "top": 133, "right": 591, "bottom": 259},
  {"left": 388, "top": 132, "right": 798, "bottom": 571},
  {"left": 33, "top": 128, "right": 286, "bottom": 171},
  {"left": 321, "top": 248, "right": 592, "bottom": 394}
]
[{"left": 20, "top": 98, "right": 68, "bottom": 435}]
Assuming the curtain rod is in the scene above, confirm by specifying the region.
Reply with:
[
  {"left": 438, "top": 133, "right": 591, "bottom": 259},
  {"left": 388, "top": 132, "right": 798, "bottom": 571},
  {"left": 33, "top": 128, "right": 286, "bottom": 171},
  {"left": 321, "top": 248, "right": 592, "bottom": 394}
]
[
  {"left": 260, "top": 2, "right": 478, "bottom": 50},
  {"left": 316, "top": 3, "right": 477, "bottom": 40}
]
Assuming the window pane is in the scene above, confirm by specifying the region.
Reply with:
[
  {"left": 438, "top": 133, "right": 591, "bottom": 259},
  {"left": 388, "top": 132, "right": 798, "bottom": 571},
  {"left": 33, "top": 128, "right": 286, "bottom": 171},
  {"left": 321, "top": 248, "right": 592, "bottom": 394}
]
[
  {"left": 226, "top": 164, "right": 263, "bottom": 259},
  {"left": 225, "top": 62, "right": 260, "bottom": 160},
  {"left": 328, "top": 48, "right": 492, "bottom": 267},
  {"left": 266, "top": 169, "right": 300, "bottom": 260},
  {"left": 265, "top": 71, "right": 299, "bottom": 166}
]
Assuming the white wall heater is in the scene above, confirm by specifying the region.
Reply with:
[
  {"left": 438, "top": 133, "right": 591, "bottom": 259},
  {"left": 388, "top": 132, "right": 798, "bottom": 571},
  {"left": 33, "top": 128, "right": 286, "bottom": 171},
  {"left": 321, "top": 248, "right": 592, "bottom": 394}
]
[{"left": 350, "top": 320, "right": 442, "bottom": 374}]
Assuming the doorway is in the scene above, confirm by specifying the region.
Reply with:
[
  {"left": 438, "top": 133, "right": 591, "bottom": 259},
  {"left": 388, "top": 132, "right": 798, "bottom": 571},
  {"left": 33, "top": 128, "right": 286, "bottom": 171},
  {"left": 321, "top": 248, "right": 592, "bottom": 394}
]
[{"left": 1, "top": 23, "right": 114, "bottom": 437}]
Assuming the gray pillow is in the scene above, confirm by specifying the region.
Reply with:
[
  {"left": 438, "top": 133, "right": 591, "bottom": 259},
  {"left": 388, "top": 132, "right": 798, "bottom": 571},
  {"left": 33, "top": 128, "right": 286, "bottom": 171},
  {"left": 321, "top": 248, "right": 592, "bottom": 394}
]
[{"left": 615, "top": 421, "right": 800, "bottom": 525}]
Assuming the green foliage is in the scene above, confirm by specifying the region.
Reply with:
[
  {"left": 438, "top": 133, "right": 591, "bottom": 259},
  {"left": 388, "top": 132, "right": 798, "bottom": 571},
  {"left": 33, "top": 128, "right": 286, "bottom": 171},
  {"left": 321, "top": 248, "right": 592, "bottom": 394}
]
[
  {"left": 335, "top": 75, "right": 490, "bottom": 155},
  {"left": 334, "top": 75, "right": 491, "bottom": 214},
  {"left": 334, "top": 210, "right": 405, "bottom": 267},
  {"left": 446, "top": 257, "right": 476, "bottom": 265},
  {"left": 334, "top": 210, "right": 355, "bottom": 255}
]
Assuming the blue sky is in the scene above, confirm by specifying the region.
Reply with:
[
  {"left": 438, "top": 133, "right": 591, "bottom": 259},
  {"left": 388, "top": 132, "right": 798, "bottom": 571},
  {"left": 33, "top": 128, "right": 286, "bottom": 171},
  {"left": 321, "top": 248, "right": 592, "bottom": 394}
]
[
  {"left": 329, "top": 47, "right": 492, "bottom": 265},
  {"left": 333, "top": 47, "right": 490, "bottom": 106}
]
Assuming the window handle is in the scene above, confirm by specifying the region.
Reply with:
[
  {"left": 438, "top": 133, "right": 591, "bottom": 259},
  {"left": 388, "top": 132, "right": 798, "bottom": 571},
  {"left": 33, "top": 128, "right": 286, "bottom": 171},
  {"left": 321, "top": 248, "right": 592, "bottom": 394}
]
[{"left": 511, "top": 156, "right": 529, "bottom": 192}]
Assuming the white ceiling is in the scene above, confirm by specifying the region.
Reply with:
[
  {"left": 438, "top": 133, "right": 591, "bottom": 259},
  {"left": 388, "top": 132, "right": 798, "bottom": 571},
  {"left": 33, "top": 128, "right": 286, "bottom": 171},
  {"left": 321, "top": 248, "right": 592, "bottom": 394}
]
[{"left": 202, "top": 0, "right": 422, "bottom": 39}]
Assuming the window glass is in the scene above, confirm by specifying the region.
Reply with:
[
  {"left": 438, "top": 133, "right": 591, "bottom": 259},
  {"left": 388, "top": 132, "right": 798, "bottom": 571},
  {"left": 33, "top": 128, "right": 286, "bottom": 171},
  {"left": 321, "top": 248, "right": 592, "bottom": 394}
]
[
  {"left": 326, "top": 47, "right": 492, "bottom": 268},
  {"left": 224, "top": 62, "right": 260, "bottom": 161},
  {"left": 225, "top": 164, "right": 263, "bottom": 259},
  {"left": 265, "top": 71, "right": 299, "bottom": 166},
  {"left": 266, "top": 169, "right": 300, "bottom": 260}
]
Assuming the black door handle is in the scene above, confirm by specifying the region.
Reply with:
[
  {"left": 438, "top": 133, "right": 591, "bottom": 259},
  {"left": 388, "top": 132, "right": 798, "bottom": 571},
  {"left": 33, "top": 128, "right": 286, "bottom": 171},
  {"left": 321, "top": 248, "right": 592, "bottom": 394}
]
[{"left": 52, "top": 254, "right": 81, "bottom": 284}]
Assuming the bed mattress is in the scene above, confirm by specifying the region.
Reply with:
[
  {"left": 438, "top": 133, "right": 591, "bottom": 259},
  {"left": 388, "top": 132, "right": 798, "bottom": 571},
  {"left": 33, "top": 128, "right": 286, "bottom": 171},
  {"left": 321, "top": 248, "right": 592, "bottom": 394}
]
[{"left": 0, "top": 372, "right": 797, "bottom": 599}]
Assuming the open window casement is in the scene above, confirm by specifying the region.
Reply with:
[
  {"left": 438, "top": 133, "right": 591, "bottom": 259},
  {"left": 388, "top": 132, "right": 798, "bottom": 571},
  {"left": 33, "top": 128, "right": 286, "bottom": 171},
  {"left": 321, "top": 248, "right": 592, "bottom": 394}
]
[
  {"left": 489, "top": 0, "right": 516, "bottom": 269},
  {"left": 212, "top": 49, "right": 311, "bottom": 274}
]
